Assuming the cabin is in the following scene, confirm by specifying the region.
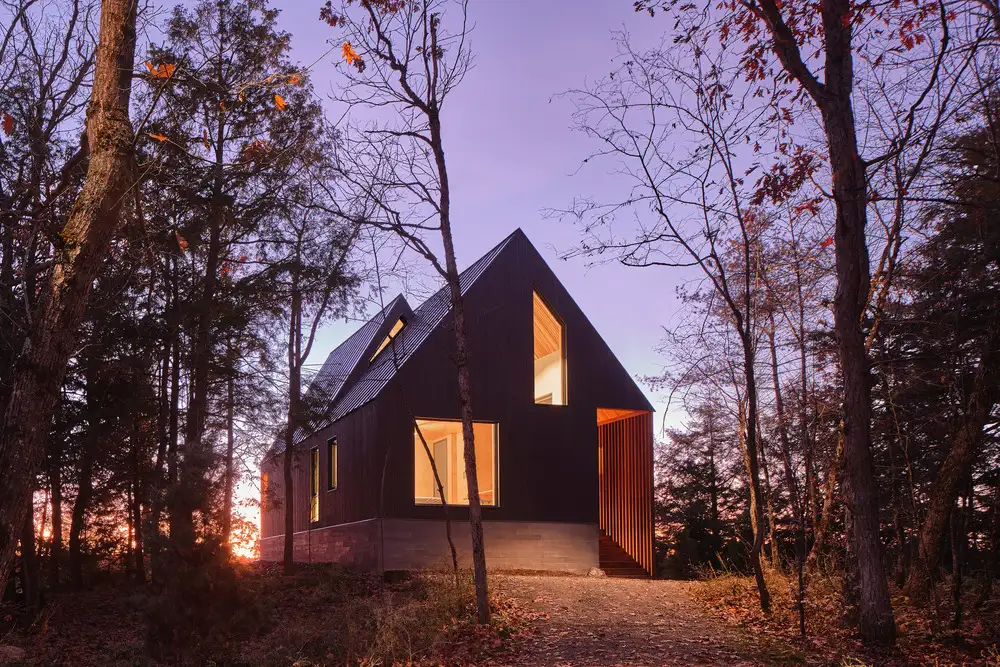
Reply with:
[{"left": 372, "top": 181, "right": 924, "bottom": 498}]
[{"left": 259, "top": 229, "right": 655, "bottom": 576}]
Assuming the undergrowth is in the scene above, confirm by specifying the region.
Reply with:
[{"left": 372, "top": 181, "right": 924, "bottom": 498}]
[
  {"left": 2, "top": 562, "right": 531, "bottom": 666},
  {"left": 690, "top": 564, "right": 1000, "bottom": 667}
]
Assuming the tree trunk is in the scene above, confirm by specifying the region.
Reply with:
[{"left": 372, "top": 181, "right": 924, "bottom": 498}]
[
  {"left": 222, "top": 371, "right": 236, "bottom": 550},
  {"left": 768, "top": 319, "right": 803, "bottom": 522},
  {"left": 283, "top": 263, "right": 302, "bottom": 573},
  {"left": 47, "top": 443, "right": 63, "bottom": 587},
  {"left": 0, "top": 0, "right": 138, "bottom": 599},
  {"left": 173, "top": 108, "right": 226, "bottom": 553},
  {"left": 69, "top": 439, "right": 93, "bottom": 590},
  {"left": 737, "top": 361, "right": 772, "bottom": 613},
  {"left": 906, "top": 329, "right": 999, "bottom": 603},
  {"left": 759, "top": 438, "right": 780, "bottom": 570},
  {"left": 148, "top": 283, "right": 174, "bottom": 584},
  {"left": 131, "top": 418, "right": 145, "bottom": 583},
  {"left": 20, "top": 508, "right": 41, "bottom": 616},
  {"left": 424, "top": 17, "right": 489, "bottom": 623},
  {"left": 808, "top": 425, "right": 844, "bottom": 570},
  {"left": 756, "top": 0, "right": 896, "bottom": 644}
]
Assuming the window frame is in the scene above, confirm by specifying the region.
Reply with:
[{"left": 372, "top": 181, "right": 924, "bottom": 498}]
[
  {"left": 309, "top": 446, "right": 319, "bottom": 523},
  {"left": 532, "top": 288, "right": 568, "bottom": 406},
  {"left": 370, "top": 316, "right": 407, "bottom": 362},
  {"left": 326, "top": 438, "right": 338, "bottom": 491},
  {"left": 412, "top": 418, "right": 500, "bottom": 508}
]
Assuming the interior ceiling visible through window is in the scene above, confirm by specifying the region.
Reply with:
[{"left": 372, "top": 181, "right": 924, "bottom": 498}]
[
  {"left": 371, "top": 317, "right": 406, "bottom": 361},
  {"left": 533, "top": 292, "right": 561, "bottom": 360}
]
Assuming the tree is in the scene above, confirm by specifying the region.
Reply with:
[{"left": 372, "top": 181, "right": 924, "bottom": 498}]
[
  {"left": 0, "top": 0, "right": 138, "bottom": 599},
  {"left": 142, "top": 0, "right": 328, "bottom": 557},
  {"left": 271, "top": 177, "right": 359, "bottom": 572},
  {"left": 322, "top": 0, "right": 490, "bottom": 623},
  {"left": 884, "top": 103, "right": 1000, "bottom": 600},
  {"left": 561, "top": 31, "right": 779, "bottom": 612}
]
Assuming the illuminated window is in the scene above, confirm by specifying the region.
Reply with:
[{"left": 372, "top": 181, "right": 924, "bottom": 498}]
[
  {"left": 371, "top": 317, "right": 406, "bottom": 361},
  {"left": 261, "top": 472, "right": 269, "bottom": 511},
  {"left": 533, "top": 291, "right": 566, "bottom": 405},
  {"left": 309, "top": 447, "right": 319, "bottom": 523},
  {"left": 327, "top": 438, "right": 338, "bottom": 491},
  {"left": 413, "top": 420, "right": 497, "bottom": 506}
]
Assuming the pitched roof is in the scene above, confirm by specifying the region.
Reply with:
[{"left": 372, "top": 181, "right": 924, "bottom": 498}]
[{"left": 296, "top": 228, "right": 522, "bottom": 441}]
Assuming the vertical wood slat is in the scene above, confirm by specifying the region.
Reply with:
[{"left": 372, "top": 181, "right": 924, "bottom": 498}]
[{"left": 597, "top": 411, "right": 654, "bottom": 575}]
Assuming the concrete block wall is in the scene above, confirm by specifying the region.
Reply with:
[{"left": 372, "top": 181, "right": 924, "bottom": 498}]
[
  {"left": 259, "top": 518, "right": 378, "bottom": 568},
  {"left": 380, "top": 519, "right": 598, "bottom": 573}
]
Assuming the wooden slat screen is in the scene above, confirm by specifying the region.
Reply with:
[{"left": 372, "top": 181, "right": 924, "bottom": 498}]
[{"left": 598, "top": 410, "right": 654, "bottom": 576}]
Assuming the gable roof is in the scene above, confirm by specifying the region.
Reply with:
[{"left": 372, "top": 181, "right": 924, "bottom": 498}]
[
  {"left": 294, "top": 227, "right": 653, "bottom": 445},
  {"left": 296, "top": 229, "right": 521, "bottom": 441}
]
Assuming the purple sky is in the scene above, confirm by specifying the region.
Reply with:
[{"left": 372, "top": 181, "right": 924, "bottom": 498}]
[{"left": 278, "top": 1, "right": 686, "bottom": 429}]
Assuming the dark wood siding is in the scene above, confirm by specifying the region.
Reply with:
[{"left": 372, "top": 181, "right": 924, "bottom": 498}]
[
  {"left": 370, "top": 232, "right": 651, "bottom": 527},
  {"left": 260, "top": 400, "right": 383, "bottom": 538},
  {"left": 264, "top": 230, "right": 655, "bottom": 561}
]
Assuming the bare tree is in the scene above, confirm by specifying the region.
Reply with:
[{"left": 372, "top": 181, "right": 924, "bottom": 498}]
[
  {"left": 323, "top": 0, "right": 490, "bottom": 622},
  {"left": 560, "top": 33, "right": 782, "bottom": 613}
]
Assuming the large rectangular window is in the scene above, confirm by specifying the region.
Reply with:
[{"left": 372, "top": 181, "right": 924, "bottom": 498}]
[
  {"left": 309, "top": 447, "right": 319, "bottom": 523},
  {"left": 414, "top": 420, "right": 497, "bottom": 506},
  {"left": 327, "top": 438, "right": 338, "bottom": 491},
  {"left": 533, "top": 291, "right": 566, "bottom": 404}
]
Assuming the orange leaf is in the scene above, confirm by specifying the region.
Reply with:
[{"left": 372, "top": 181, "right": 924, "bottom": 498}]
[
  {"left": 342, "top": 41, "right": 360, "bottom": 65},
  {"left": 202, "top": 129, "right": 211, "bottom": 151},
  {"left": 2, "top": 112, "right": 13, "bottom": 136},
  {"left": 146, "top": 61, "right": 176, "bottom": 79},
  {"left": 274, "top": 93, "right": 287, "bottom": 111},
  {"left": 820, "top": 237, "right": 834, "bottom": 248},
  {"left": 147, "top": 132, "right": 168, "bottom": 142},
  {"left": 175, "top": 230, "right": 188, "bottom": 252},
  {"left": 288, "top": 74, "right": 301, "bottom": 85}
]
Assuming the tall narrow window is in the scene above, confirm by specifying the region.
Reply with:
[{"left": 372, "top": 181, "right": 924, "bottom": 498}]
[
  {"left": 261, "top": 472, "right": 269, "bottom": 512},
  {"left": 309, "top": 447, "right": 319, "bottom": 523},
  {"left": 370, "top": 317, "right": 406, "bottom": 361},
  {"left": 414, "top": 420, "right": 498, "bottom": 506},
  {"left": 327, "top": 438, "right": 338, "bottom": 491},
  {"left": 533, "top": 291, "right": 566, "bottom": 404}
]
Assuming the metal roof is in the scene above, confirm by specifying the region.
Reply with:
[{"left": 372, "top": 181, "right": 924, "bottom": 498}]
[{"left": 294, "top": 228, "right": 522, "bottom": 442}]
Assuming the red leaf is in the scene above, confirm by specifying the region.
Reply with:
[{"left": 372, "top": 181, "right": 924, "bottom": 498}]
[
  {"left": 820, "top": 237, "right": 834, "bottom": 248},
  {"left": 2, "top": 113, "right": 13, "bottom": 136}
]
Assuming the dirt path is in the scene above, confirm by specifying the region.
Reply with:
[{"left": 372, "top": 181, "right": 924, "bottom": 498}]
[{"left": 492, "top": 575, "right": 803, "bottom": 666}]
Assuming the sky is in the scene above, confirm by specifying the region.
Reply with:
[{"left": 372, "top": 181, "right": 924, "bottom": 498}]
[{"left": 269, "top": 0, "right": 692, "bottom": 432}]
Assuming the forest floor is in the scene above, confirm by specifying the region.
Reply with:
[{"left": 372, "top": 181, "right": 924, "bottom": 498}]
[
  {"left": 3, "top": 565, "right": 999, "bottom": 665},
  {"left": 489, "top": 574, "right": 805, "bottom": 666}
]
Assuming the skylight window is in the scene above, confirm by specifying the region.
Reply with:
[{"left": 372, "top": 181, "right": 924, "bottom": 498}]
[{"left": 371, "top": 317, "right": 406, "bottom": 362}]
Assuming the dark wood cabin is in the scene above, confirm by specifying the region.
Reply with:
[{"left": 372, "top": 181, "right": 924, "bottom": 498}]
[{"left": 260, "top": 229, "right": 655, "bottom": 576}]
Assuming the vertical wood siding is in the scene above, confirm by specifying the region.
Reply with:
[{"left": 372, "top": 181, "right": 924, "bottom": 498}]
[{"left": 598, "top": 411, "right": 654, "bottom": 575}]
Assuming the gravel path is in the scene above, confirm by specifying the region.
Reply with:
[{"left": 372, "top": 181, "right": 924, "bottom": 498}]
[{"left": 492, "top": 575, "right": 802, "bottom": 666}]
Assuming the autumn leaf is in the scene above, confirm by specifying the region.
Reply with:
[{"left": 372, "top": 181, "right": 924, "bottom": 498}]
[
  {"left": 820, "top": 237, "right": 834, "bottom": 248},
  {"left": 175, "top": 230, "right": 188, "bottom": 252},
  {"left": 2, "top": 112, "right": 13, "bottom": 136},
  {"left": 147, "top": 132, "right": 168, "bottom": 142},
  {"left": 342, "top": 41, "right": 361, "bottom": 66},
  {"left": 288, "top": 74, "right": 301, "bottom": 85},
  {"left": 274, "top": 93, "right": 287, "bottom": 111},
  {"left": 202, "top": 129, "right": 211, "bottom": 151},
  {"left": 145, "top": 61, "right": 176, "bottom": 79}
]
